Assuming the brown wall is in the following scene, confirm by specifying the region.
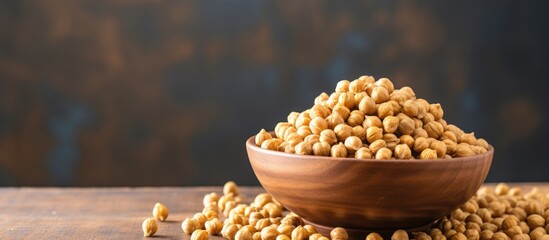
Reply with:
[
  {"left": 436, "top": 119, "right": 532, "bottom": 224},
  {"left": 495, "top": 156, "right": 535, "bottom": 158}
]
[{"left": 0, "top": 0, "right": 548, "bottom": 186}]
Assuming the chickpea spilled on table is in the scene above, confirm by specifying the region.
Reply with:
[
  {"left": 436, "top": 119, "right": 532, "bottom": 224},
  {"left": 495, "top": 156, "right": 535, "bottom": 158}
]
[{"left": 176, "top": 181, "right": 549, "bottom": 240}]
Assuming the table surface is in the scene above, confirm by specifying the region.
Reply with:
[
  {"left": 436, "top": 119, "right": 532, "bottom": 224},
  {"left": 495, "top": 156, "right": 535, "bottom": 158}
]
[{"left": 0, "top": 184, "right": 547, "bottom": 240}]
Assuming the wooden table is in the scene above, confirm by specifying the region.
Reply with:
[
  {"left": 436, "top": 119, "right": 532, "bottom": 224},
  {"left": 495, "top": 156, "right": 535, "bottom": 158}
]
[{"left": 0, "top": 184, "right": 547, "bottom": 240}]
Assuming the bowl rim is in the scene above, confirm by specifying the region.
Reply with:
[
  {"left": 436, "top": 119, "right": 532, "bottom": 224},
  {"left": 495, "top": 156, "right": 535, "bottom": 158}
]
[{"left": 246, "top": 133, "right": 494, "bottom": 164}]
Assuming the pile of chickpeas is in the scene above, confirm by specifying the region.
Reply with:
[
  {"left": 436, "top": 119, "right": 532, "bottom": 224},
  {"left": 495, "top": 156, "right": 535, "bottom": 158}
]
[
  {"left": 254, "top": 76, "right": 490, "bottom": 160},
  {"left": 179, "top": 182, "right": 549, "bottom": 240}
]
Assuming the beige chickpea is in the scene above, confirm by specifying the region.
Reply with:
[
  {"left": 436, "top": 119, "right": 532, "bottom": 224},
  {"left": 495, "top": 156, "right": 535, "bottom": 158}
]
[
  {"left": 309, "top": 117, "right": 328, "bottom": 135},
  {"left": 295, "top": 116, "right": 311, "bottom": 129},
  {"left": 331, "top": 143, "right": 348, "bottom": 158},
  {"left": 395, "top": 144, "right": 412, "bottom": 159},
  {"left": 326, "top": 114, "right": 345, "bottom": 129},
  {"left": 429, "top": 103, "right": 444, "bottom": 120},
  {"left": 296, "top": 126, "right": 312, "bottom": 139},
  {"left": 400, "top": 86, "right": 415, "bottom": 98},
  {"left": 192, "top": 230, "right": 209, "bottom": 240},
  {"left": 349, "top": 78, "right": 367, "bottom": 93},
  {"left": 443, "top": 139, "right": 457, "bottom": 155},
  {"left": 366, "top": 232, "right": 384, "bottom": 240},
  {"left": 376, "top": 78, "right": 395, "bottom": 93},
  {"left": 455, "top": 143, "right": 475, "bottom": 157},
  {"left": 413, "top": 137, "right": 430, "bottom": 153},
  {"left": 477, "top": 138, "right": 489, "bottom": 149},
  {"left": 224, "top": 181, "right": 239, "bottom": 196},
  {"left": 398, "top": 117, "right": 415, "bottom": 135},
  {"left": 206, "top": 218, "right": 223, "bottom": 235},
  {"left": 330, "top": 227, "right": 349, "bottom": 240},
  {"left": 527, "top": 214, "right": 546, "bottom": 229},
  {"left": 420, "top": 148, "right": 438, "bottom": 159},
  {"left": 359, "top": 96, "right": 377, "bottom": 115},
  {"left": 415, "top": 99, "right": 430, "bottom": 117},
  {"left": 413, "top": 118, "right": 424, "bottom": 129},
  {"left": 319, "top": 129, "right": 337, "bottom": 145},
  {"left": 424, "top": 121, "right": 444, "bottom": 139},
  {"left": 402, "top": 100, "right": 419, "bottom": 117},
  {"left": 355, "top": 147, "right": 373, "bottom": 159},
  {"left": 295, "top": 142, "right": 313, "bottom": 155},
  {"left": 389, "top": 100, "right": 401, "bottom": 114},
  {"left": 222, "top": 224, "right": 240, "bottom": 240},
  {"left": 390, "top": 91, "right": 408, "bottom": 103},
  {"left": 261, "top": 139, "right": 281, "bottom": 151},
  {"left": 254, "top": 193, "right": 272, "bottom": 208},
  {"left": 263, "top": 203, "right": 282, "bottom": 218},
  {"left": 277, "top": 235, "right": 291, "bottom": 240},
  {"left": 338, "top": 92, "right": 355, "bottom": 109},
  {"left": 286, "top": 133, "right": 304, "bottom": 146},
  {"left": 261, "top": 226, "right": 279, "bottom": 240},
  {"left": 287, "top": 112, "right": 300, "bottom": 126},
  {"left": 326, "top": 92, "right": 341, "bottom": 108},
  {"left": 371, "top": 86, "right": 390, "bottom": 103},
  {"left": 494, "top": 183, "right": 510, "bottom": 195},
  {"left": 369, "top": 139, "right": 387, "bottom": 154},
  {"left": 430, "top": 140, "right": 448, "bottom": 158},
  {"left": 203, "top": 192, "right": 220, "bottom": 208},
  {"left": 399, "top": 135, "right": 414, "bottom": 149},
  {"left": 255, "top": 129, "right": 273, "bottom": 146},
  {"left": 363, "top": 116, "right": 383, "bottom": 128},
  {"left": 277, "top": 224, "right": 295, "bottom": 237},
  {"left": 253, "top": 232, "right": 262, "bottom": 240},
  {"left": 351, "top": 125, "right": 366, "bottom": 142},
  {"left": 275, "top": 122, "right": 292, "bottom": 139},
  {"left": 383, "top": 133, "right": 399, "bottom": 150},
  {"left": 283, "top": 143, "right": 295, "bottom": 154},
  {"left": 312, "top": 142, "right": 331, "bottom": 156},
  {"left": 460, "top": 132, "right": 477, "bottom": 145},
  {"left": 383, "top": 116, "right": 400, "bottom": 133},
  {"left": 530, "top": 228, "right": 546, "bottom": 240},
  {"left": 194, "top": 213, "right": 210, "bottom": 228},
  {"left": 348, "top": 110, "right": 365, "bottom": 127},
  {"left": 513, "top": 234, "right": 531, "bottom": 240},
  {"left": 442, "top": 131, "right": 458, "bottom": 143},
  {"left": 255, "top": 218, "right": 272, "bottom": 231},
  {"left": 377, "top": 102, "right": 394, "bottom": 119},
  {"left": 344, "top": 136, "right": 363, "bottom": 153},
  {"left": 309, "top": 233, "right": 323, "bottom": 240},
  {"left": 314, "top": 93, "right": 329, "bottom": 105},
  {"left": 182, "top": 218, "right": 200, "bottom": 235},
  {"left": 291, "top": 226, "right": 309, "bottom": 240},
  {"left": 304, "top": 134, "right": 320, "bottom": 146},
  {"left": 472, "top": 145, "right": 487, "bottom": 154},
  {"left": 448, "top": 233, "right": 466, "bottom": 240},
  {"left": 335, "top": 80, "right": 350, "bottom": 92},
  {"left": 354, "top": 92, "right": 368, "bottom": 104},
  {"left": 334, "top": 124, "right": 353, "bottom": 142},
  {"left": 310, "top": 104, "right": 331, "bottom": 119},
  {"left": 366, "top": 126, "right": 383, "bottom": 143},
  {"left": 333, "top": 104, "right": 351, "bottom": 120},
  {"left": 235, "top": 228, "right": 254, "bottom": 240},
  {"left": 359, "top": 75, "right": 376, "bottom": 84},
  {"left": 376, "top": 147, "right": 392, "bottom": 160},
  {"left": 392, "top": 230, "right": 409, "bottom": 240}
]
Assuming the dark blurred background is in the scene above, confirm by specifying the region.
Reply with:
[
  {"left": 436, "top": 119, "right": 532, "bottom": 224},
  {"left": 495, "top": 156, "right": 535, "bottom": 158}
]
[{"left": 0, "top": 1, "right": 548, "bottom": 186}]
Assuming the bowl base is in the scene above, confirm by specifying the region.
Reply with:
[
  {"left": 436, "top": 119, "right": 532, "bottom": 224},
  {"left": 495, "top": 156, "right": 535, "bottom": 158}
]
[{"left": 304, "top": 219, "right": 434, "bottom": 240}]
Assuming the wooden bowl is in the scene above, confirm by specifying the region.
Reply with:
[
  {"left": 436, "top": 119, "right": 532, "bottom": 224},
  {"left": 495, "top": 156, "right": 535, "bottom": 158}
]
[{"left": 246, "top": 134, "right": 493, "bottom": 233}]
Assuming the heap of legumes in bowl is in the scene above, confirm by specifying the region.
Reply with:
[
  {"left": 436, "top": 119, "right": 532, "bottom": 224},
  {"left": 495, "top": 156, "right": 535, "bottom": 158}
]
[
  {"left": 245, "top": 74, "right": 494, "bottom": 235},
  {"left": 254, "top": 75, "right": 490, "bottom": 160}
]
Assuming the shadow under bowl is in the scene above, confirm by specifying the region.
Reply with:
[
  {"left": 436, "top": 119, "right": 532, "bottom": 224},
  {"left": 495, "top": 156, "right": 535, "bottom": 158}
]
[{"left": 246, "top": 134, "right": 493, "bottom": 233}]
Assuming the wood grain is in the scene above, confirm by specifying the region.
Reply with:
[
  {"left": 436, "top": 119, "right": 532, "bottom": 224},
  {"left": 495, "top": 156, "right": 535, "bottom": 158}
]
[
  {"left": 0, "top": 185, "right": 547, "bottom": 239},
  {"left": 0, "top": 187, "right": 263, "bottom": 240}
]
